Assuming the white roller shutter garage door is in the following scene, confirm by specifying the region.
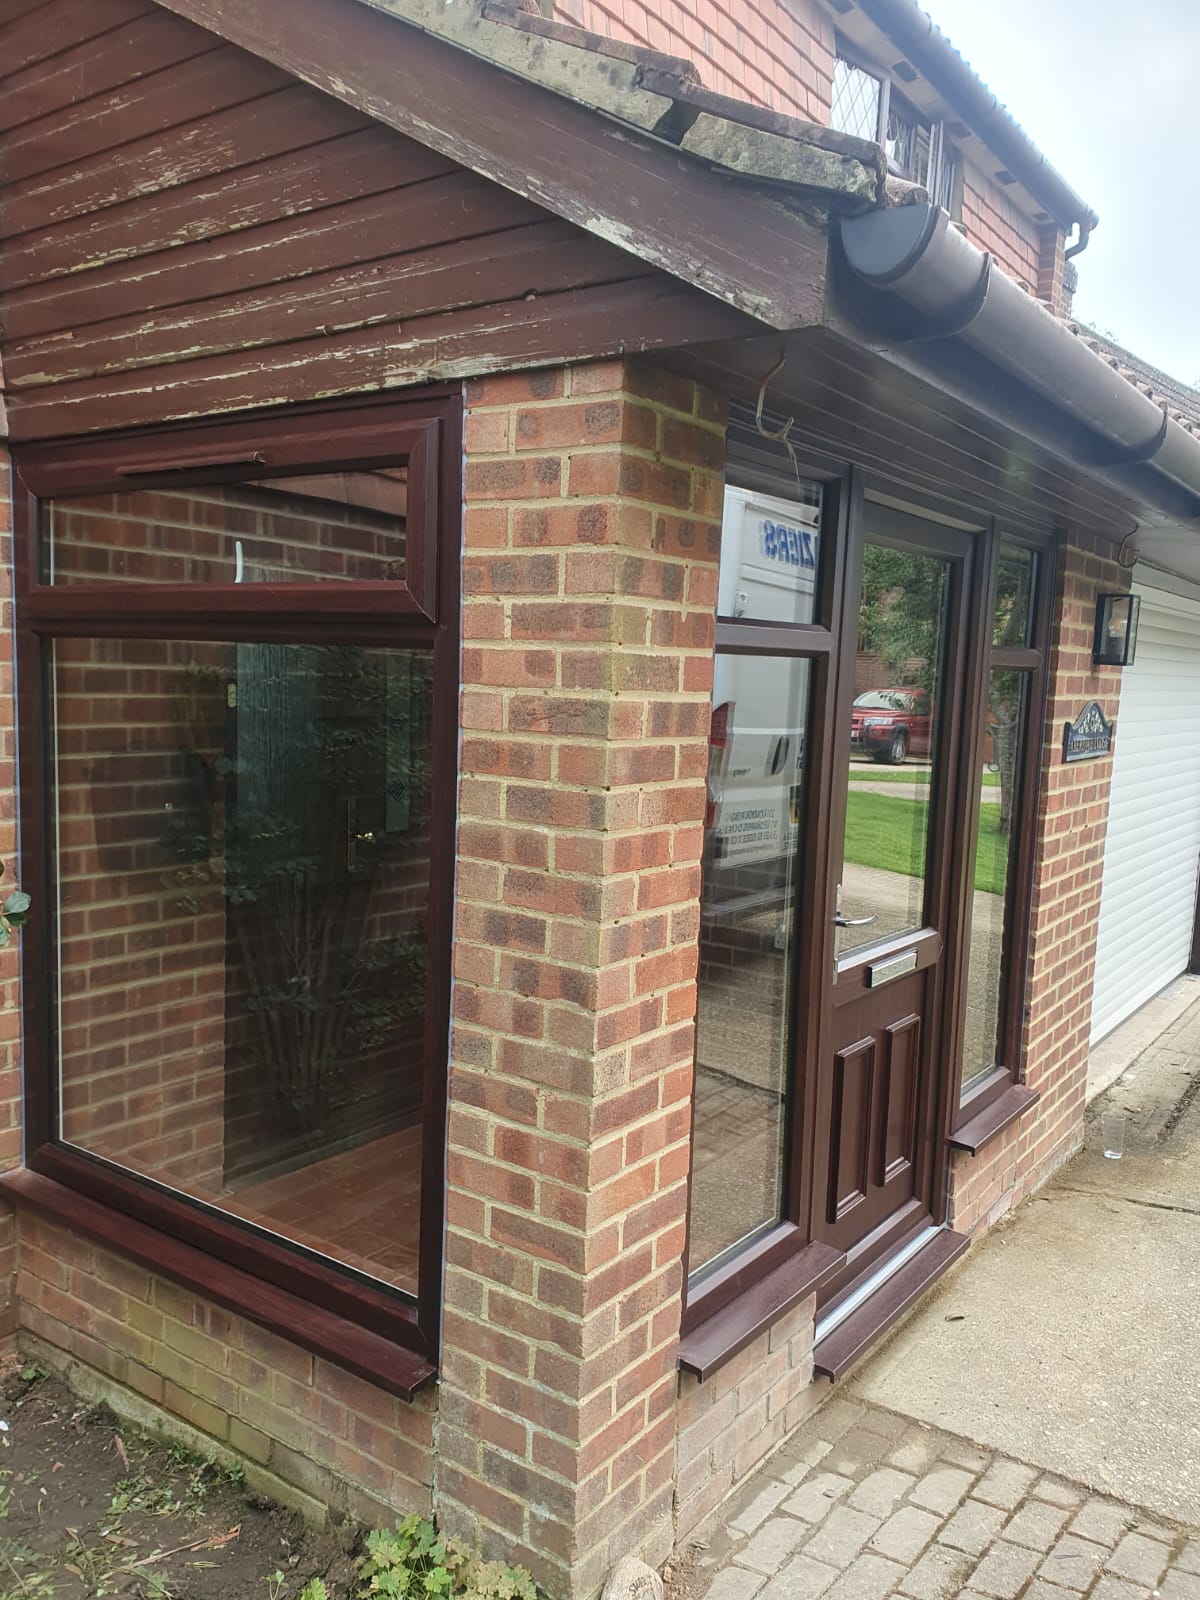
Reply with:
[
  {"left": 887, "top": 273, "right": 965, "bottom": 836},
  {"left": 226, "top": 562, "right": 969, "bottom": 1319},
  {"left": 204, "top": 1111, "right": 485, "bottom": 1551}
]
[{"left": 1091, "top": 586, "right": 1200, "bottom": 1043}]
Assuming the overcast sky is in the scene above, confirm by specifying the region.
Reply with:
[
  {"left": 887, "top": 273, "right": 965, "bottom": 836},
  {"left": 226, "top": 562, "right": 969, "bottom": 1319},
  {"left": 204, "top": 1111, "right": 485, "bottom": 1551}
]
[{"left": 921, "top": 0, "right": 1200, "bottom": 388}]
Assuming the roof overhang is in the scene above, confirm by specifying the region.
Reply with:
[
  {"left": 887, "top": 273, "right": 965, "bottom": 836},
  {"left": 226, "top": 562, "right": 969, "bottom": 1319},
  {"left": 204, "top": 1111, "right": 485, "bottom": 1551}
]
[
  {"left": 145, "top": 0, "right": 882, "bottom": 332},
  {"left": 834, "top": 202, "right": 1200, "bottom": 582}
]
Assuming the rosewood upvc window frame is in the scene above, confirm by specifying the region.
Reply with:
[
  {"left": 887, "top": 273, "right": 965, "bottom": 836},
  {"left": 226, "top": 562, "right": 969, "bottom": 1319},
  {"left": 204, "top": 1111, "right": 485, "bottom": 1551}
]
[
  {"left": 679, "top": 423, "right": 854, "bottom": 1375},
  {"left": 946, "top": 530, "right": 1056, "bottom": 1153},
  {"left": 4, "top": 389, "right": 462, "bottom": 1396}
]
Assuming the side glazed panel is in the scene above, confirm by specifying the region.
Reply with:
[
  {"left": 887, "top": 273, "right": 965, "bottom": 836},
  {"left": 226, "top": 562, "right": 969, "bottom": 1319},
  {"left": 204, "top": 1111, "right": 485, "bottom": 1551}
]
[{"left": 0, "top": 0, "right": 746, "bottom": 438}]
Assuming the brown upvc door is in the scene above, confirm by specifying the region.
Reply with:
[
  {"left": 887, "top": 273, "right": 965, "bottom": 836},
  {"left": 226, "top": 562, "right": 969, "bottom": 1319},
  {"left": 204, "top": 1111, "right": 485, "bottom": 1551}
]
[{"left": 810, "top": 501, "right": 976, "bottom": 1303}]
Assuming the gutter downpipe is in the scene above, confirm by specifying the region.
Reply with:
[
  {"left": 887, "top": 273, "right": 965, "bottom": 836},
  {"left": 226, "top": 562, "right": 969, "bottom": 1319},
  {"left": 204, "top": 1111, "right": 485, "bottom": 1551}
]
[
  {"left": 840, "top": 202, "right": 1200, "bottom": 505},
  {"left": 853, "top": 0, "right": 1099, "bottom": 245}
]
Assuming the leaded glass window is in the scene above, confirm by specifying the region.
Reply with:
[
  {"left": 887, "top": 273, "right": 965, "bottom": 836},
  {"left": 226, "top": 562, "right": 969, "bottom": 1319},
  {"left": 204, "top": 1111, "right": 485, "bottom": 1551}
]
[{"left": 831, "top": 57, "right": 883, "bottom": 142}]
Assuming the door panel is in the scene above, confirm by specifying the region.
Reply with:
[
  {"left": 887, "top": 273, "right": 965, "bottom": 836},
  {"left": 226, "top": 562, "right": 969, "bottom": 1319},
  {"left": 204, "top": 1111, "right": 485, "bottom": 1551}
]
[
  {"left": 829, "top": 1038, "right": 875, "bottom": 1223},
  {"left": 826, "top": 967, "right": 929, "bottom": 1250},
  {"left": 878, "top": 1012, "right": 921, "bottom": 1187},
  {"left": 814, "top": 508, "right": 973, "bottom": 1298}
]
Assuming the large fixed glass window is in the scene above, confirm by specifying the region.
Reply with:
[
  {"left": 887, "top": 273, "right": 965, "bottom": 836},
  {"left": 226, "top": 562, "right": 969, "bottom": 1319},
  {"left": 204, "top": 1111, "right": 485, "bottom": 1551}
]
[
  {"left": 692, "top": 654, "right": 813, "bottom": 1275},
  {"left": 14, "top": 397, "right": 456, "bottom": 1376},
  {"left": 688, "top": 465, "right": 833, "bottom": 1296}
]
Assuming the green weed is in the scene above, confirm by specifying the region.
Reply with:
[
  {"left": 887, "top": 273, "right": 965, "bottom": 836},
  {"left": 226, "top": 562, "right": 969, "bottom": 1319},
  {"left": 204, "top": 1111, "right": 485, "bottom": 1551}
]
[{"left": 357, "top": 1515, "right": 536, "bottom": 1600}]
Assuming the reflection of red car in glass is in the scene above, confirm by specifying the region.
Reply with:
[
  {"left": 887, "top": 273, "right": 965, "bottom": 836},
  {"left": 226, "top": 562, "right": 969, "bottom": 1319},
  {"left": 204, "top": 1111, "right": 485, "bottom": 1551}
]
[{"left": 850, "top": 688, "right": 932, "bottom": 765}]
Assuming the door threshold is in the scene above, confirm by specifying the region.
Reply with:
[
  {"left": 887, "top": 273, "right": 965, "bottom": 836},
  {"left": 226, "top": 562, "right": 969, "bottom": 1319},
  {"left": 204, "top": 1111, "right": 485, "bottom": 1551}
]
[{"left": 812, "top": 1226, "right": 969, "bottom": 1382}]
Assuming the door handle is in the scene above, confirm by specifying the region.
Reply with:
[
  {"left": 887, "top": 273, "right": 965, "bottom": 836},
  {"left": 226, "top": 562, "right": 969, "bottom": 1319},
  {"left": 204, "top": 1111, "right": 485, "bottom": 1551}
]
[{"left": 833, "top": 912, "right": 878, "bottom": 927}]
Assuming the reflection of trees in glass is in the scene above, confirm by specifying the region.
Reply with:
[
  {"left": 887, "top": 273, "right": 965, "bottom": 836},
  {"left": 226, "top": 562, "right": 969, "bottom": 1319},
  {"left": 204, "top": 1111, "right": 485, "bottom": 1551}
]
[
  {"left": 989, "top": 550, "right": 1033, "bottom": 837},
  {"left": 988, "top": 671, "right": 1023, "bottom": 837},
  {"left": 859, "top": 545, "right": 1033, "bottom": 836},
  {"left": 859, "top": 547, "right": 946, "bottom": 695}
]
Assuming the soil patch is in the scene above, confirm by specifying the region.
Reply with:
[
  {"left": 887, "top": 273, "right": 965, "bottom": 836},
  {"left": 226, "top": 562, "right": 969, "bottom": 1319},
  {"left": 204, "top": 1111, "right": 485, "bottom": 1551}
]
[{"left": 0, "top": 1357, "right": 358, "bottom": 1599}]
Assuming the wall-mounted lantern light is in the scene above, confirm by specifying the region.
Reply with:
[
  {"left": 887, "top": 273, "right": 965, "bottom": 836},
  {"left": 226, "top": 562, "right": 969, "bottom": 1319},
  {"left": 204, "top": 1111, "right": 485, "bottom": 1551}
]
[{"left": 1093, "top": 592, "right": 1140, "bottom": 668}]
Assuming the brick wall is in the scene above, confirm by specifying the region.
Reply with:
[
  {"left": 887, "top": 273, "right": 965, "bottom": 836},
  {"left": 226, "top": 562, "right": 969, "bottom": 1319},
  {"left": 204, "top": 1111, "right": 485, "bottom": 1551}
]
[
  {"left": 1037, "top": 223, "right": 1068, "bottom": 313},
  {"left": 553, "top": 0, "right": 834, "bottom": 122},
  {"left": 675, "top": 1294, "right": 818, "bottom": 1543},
  {"left": 0, "top": 361, "right": 731, "bottom": 1599},
  {"left": 961, "top": 165, "right": 1043, "bottom": 293},
  {"left": 55, "top": 633, "right": 231, "bottom": 1194},
  {"left": 438, "top": 359, "right": 724, "bottom": 1598},
  {"left": 949, "top": 535, "right": 1129, "bottom": 1233},
  {"left": 16, "top": 1210, "right": 436, "bottom": 1524}
]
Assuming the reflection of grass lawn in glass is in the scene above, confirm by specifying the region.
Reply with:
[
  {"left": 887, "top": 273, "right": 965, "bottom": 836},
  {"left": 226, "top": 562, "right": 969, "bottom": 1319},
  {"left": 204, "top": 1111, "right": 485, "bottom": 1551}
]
[
  {"left": 848, "top": 769, "right": 1001, "bottom": 787},
  {"left": 844, "top": 790, "right": 1009, "bottom": 895}
]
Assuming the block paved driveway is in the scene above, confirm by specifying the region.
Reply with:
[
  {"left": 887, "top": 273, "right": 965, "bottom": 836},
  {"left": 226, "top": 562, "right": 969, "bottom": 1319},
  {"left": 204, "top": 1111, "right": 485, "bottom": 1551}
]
[{"left": 690, "top": 1396, "right": 1200, "bottom": 1600}]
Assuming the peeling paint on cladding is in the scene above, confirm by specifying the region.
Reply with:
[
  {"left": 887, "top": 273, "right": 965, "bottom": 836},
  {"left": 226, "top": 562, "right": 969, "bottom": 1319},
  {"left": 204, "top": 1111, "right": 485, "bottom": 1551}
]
[{"left": 576, "top": 210, "right": 807, "bottom": 326}]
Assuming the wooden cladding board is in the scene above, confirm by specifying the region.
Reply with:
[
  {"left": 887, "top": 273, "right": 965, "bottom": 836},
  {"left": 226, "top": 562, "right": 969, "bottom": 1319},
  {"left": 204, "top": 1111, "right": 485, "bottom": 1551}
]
[{"left": 0, "top": 0, "right": 754, "bottom": 438}]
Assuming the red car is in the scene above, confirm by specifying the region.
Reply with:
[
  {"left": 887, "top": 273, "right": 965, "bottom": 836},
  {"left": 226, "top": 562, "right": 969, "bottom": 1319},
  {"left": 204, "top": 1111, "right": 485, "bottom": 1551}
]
[{"left": 850, "top": 688, "right": 933, "bottom": 765}]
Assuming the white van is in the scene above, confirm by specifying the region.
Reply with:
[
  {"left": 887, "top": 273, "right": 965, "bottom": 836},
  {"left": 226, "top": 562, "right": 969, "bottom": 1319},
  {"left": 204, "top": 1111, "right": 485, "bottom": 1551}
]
[{"left": 704, "top": 484, "right": 820, "bottom": 914}]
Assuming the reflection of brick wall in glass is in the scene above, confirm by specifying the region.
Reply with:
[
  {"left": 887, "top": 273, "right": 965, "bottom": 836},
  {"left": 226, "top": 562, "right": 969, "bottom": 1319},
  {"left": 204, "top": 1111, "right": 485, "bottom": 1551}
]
[
  {"left": 46, "top": 472, "right": 408, "bottom": 586},
  {"left": 56, "top": 636, "right": 234, "bottom": 1196},
  {"left": 53, "top": 626, "right": 432, "bottom": 1298}
]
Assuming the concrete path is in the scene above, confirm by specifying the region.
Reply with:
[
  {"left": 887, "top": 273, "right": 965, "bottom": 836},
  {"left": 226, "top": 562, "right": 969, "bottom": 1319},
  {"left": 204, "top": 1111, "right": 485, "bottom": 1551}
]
[{"left": 685, "top": 989, "right": 1200, "bottom": 1600}]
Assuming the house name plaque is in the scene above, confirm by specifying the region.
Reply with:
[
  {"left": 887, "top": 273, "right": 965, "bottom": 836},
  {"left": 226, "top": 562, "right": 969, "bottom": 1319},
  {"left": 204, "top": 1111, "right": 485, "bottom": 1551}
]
[{"left": 1063, "top": 701, "right": 1114, "bottom": 763}]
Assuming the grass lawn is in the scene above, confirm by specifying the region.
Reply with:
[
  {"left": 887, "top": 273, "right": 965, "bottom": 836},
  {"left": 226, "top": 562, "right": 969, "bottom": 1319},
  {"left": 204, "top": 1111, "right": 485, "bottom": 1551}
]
[
  {"left": 843, "top": 789, "right": 1010, "bottom": 895},
  {"left": 848, "top": 767, "right": 1001, "bottom": 788}
]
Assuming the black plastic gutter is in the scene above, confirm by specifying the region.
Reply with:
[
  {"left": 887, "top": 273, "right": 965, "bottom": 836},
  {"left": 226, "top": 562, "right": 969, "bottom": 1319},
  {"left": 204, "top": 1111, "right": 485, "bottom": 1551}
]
[
  {"left": 840, "top": 202, "right": 1200, "bottom": 506},
  {"left": 853, "top": 0, "right": 1099, "bottom": 237}
]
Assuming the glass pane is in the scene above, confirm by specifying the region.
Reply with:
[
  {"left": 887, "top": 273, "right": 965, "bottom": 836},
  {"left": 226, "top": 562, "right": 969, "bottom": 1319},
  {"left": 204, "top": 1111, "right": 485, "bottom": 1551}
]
[
  {"left": 718, "top": 482, "right": 823, "bottom": 626},
  {"left": 689, "top": 655, "right": 813, "bottom": 1278},
  {"left": 962, "top": 672, "right": 1029, "bottom": 1094},
  {"left": 831, "top": 57, "right": 882, "bottom": 142},
  {"left": 994, "top": 540, "right": 1035, "bottom": 647},
  {"left": 840, "top": 543, "right": 950, "bottom": 955},
  {"left": 912, "top": 124, "right": 932, "bottom": 188},
  {"left": 885, "top": 107, "right": 916, "bottom": 176},
  {"left": 934, "top": 151, "right": 958, "bottom": 215},
  {"left": 53, "top": 637, "right": 431, "bottom": 1298},
  {"left": 46, "top": 470, "right": 408, "bottom": 584}
]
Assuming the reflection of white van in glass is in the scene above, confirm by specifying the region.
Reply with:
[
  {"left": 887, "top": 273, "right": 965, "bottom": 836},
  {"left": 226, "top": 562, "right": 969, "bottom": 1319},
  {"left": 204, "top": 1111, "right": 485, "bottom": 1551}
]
[{"left": 704, "top": 484, "right": 820, "bottom": 915}]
